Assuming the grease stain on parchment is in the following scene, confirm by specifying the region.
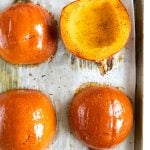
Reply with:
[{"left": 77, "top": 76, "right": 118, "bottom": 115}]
[
  {"left": 0, "top": 59, "right": 18, "bottom": 92},
  {"left": 67, "top": 52, "right": 98, "bottom": 71}
]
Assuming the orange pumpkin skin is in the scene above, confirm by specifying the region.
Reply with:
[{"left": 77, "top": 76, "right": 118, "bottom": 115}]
[
  {"left": 69, "top": 86, "right": 133, "bottom": 149},
  {"left": 0, "top": 2, "right": 58, "bottom": 64},
  {"left": 0, "top": 90, "right": 56, "bottom": 150}
]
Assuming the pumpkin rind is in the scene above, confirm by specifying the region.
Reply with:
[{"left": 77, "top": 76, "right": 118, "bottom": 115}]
[
  {"left": 69, "top": 86, "right": 133, "bottom": 149},
  {"left": 0, "top": 3, "right": 58, "bottom": 64}
]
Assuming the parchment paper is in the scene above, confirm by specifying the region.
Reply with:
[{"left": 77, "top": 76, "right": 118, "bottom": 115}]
[{"left": 0, "top": 0, "right": 135, "bottom": 149}]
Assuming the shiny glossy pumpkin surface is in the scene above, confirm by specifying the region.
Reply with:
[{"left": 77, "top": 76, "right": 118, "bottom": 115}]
[
  {"left": 0, "top": 2, "right": 58, "bottom": 64},
  {"left": 69, "top": 86, "right": 133, "bottom": 149},
  {"left": 0, "top": 90, "right": 56, "bottom": 150}
]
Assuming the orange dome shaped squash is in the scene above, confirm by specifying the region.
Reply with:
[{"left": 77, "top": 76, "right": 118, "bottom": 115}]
[
  {"left": 69, "top": 86, "right": 133, "bottom": 149},
  {"left": 0, "top": 2, "right": 58, "bottom": 64},
  {"left": 0, "top": 90, "right": 56, "bottom": 150},
  {"left": 60, "top": 0, "right": 131, "bottom": 61}
]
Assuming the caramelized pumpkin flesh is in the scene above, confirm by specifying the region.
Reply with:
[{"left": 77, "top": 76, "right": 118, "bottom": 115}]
[{"left": 60, "top": 0, "right": 131, "bottom": 61}]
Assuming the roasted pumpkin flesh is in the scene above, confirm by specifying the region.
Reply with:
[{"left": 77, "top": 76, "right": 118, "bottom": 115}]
[{"left": 60, "top": 0, "right": 131, "bottom": 61}]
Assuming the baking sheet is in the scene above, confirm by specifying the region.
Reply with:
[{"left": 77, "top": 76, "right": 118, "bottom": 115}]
[{"left": 0, "top": 0, "right": 135, "bottom": 149}]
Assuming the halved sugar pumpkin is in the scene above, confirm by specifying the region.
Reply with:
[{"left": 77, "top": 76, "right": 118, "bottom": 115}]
[
  {"left": 0, "top": 89, "right": 56, "bottom": 150},
  {"left": 60, "top": 0, "right": 131, "bottom": 61},
  {"left": 69, "top": 85, "right": 133, "bottom": 149},
  {"left": 0, "top": 2, "right": 58, "bottom": 65}
]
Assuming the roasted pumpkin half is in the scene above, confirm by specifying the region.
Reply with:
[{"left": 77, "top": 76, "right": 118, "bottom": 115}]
[
  {"left": 60, "top": 0, "right": 131, "bottom": 61},
  {"left": 0, "top": 89, "right": 56, "bottom": 150},
  {"left": 0, "top": 2, "right": 58, "bottom": 65},
  {"left": 69, "top": 85, "right": 133, "bottom": 149}
]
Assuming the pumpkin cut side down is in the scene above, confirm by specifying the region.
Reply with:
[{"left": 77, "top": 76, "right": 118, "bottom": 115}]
[
  {"left": 60, "top": 0, "right": 131, "bottom": 62},
  {"left": 0, "top": 2, "right": 58, "bottom": 65}
]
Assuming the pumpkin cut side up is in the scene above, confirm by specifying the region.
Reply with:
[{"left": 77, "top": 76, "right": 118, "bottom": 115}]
[{"left": 60, "top": 0, "right": 131, "bottom": 62}]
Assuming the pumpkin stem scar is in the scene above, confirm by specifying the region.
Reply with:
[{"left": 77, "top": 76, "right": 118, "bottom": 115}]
[{"left": 14, "top": 0, "right": 31, "bottom": 3}]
